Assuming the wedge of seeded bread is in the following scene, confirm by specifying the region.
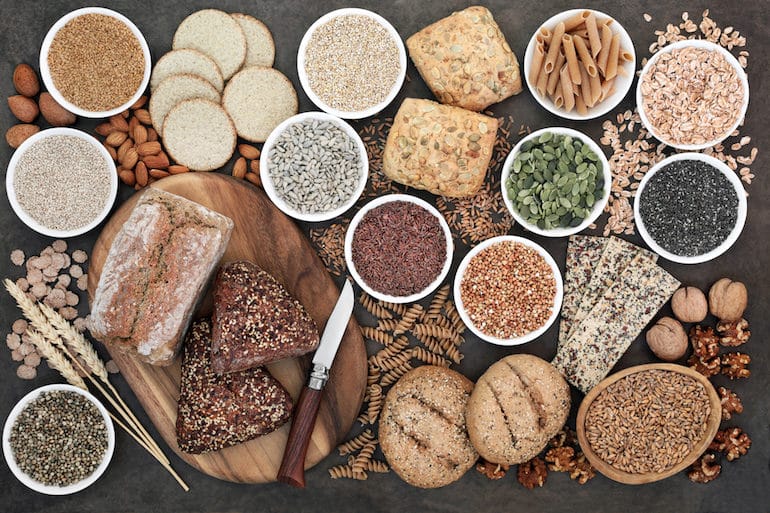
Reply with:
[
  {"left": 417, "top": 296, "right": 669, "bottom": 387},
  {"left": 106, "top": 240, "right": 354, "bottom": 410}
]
[
  {"left": 231, "top": 13, "right": 275, "bottom": 68},
  {"left": 172, "top": 9, "right": 246, "bottom": 80},
  {"left": 150, "top": 49, "right": 224, "bottom": 93},
  {"left": 162, "top": 98, "right": 236, "bottom": 171},
  {"left": 149, "top": 74, "right": 220, "bottom": 133},
  {"left": 223, "top": 67, "right": 298, "bottom": 143}
]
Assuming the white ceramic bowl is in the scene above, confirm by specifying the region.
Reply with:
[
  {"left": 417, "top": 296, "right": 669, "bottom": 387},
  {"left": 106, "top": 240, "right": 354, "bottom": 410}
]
[
  {"left": 297, "top": 8, "right": 407, "bottom": 119},
  {"left": 6, "top": 127, "right": 118, "bottom": 238},
  {"left": 345, "top": 194, "right": 453, "bottom": 304},
  {"left": 634, "top": 153, "right": 747, "bottom": 264},
  {"left": 260, "top": 112, "right": 368, "bottom": 222},
  {"left": 453, "top": 236, "right": 563, "bottom": 346},
  {"left": 524, "top": 9, "right": 636, "bottom": 120},
  {"left": 501, "top": 127, "right": 611, "bottom": 237},
  {"left": 39, "top": 7, "right": 151, "bottom": 118},
  {"left": 636, "top": 40, "right": 749, "bottom": 150},
  {"left": 3, "top": 384, "right": 115, "bottom": 495}
]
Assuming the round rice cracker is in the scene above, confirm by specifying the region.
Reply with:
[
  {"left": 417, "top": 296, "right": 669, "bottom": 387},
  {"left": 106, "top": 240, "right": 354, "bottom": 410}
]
[
  {"left": 150, "top": 49, "right": 224, "bottom": 93},
  {"left": 162, "top": 99, "right": 236, "bottom": 172},
  {"left": 231, "top": 13, "right": 275, "bottom": 68},
  {"left": 149, "top": 74, "right": 221, "bottom": 134},
  {"left": 223, "top": 67, "right": 298, "bottom": 143},
  {"left": 172, "top": 9, "right": 246, "bottom": 81}
]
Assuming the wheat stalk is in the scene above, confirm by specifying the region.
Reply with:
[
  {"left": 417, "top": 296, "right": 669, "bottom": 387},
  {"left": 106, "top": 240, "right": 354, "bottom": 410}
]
[{"left": 26, "top": 329, "right": 87, "bottom": 390}]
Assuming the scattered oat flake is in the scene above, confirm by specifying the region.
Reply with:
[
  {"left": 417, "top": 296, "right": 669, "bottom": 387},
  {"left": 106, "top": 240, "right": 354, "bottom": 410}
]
[
  {"left": 16, "top": 364, "right": 36, "bottom": 380},
  {"left": 77, "top": 275, "right": 89, "bottom": 291},
  {"left": 10, "top": 250, "right": 25, "bottom": 266},
  {"left": 6, "top": 333, "right": 21, "bottom": 350},
  {"left": 24, "top": 352, "right": 41, "bottom": 367},
  {"left": 69, "top": 265, "right": 83, "bottom": 278},
  {"left": 52, "top": 240, "right": 67, "bottom": 252},
  {"left": 105, "top": 360, "right": 120, "bottom": 374},
  {"left": 12, "top": 319, "right": 28, "bottom": 335},
  {"left": 72, "top": 250, "right": 88, "bottom": 264}
]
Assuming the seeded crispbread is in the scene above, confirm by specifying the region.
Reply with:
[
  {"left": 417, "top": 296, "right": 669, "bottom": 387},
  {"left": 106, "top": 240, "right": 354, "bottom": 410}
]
[
  {"left": 222, "top": 67, "right": 298, "bottom": 143},
  {"left": 172, "top": 9, "right": 246, "bottom": 81},
  {"left": 379, "top": 366, "right": 477, "bottom": 488},
  {"left": 231, "top": 13, "right": 275, "bottom": 68},
  {"left": 210, "top": 261, "right": 319, "bottom": 373},
  {"left": 150, "top": 49, "right": 224, "bottom": 93},
  {"left": 176, "top": 318, "right": 292, "bottom": 454},
  {"left": 149, "top": 74, "right": 220, "bottom": 134},
  {"left": 162, "top": 98, "right": 236, "bottom": 172}
]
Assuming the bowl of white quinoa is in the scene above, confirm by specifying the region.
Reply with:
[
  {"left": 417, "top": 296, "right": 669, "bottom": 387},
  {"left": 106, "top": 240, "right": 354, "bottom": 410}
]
[
  {"left": 6, "top": 128, "right": 118, "bottom": 238},
  {"left": 297, "top": 8, "right": 407, "bottom": 119},
  {"left": 260, "top": 112, "right": 368, "bottom": 222}
]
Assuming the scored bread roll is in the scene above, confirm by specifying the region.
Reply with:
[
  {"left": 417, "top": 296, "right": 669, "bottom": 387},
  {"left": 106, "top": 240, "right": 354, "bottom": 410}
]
[
  {"left": 465, "top": 354, "right": 570, "bottom": 465},
  {"left": 379, "top": 366, "right": 478, "bottom": 488}
]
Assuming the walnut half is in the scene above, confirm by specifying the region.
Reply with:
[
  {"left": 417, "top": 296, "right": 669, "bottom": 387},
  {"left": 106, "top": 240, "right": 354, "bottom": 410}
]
[
  {"left": 688, "top": 453, "right": 721, "bottom": 483},
  {"left": 717, "top": 318, "right": 750, "bottom": 347},
  {"left": 517, "top": 457, "right": 547, "bottom": 489},
  {"left": 718, "top": 387, "right": 744, "bottom": 420}
]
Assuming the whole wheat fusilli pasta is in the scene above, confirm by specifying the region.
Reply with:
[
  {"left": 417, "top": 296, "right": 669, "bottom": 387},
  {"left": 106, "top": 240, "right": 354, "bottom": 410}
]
[
  {"left": 328, "top": 465, "right": 367, "bottom": 480},
  {"left": 380, "top": 362, "right": 414, "bottom": 387},
  {"left": 393, "top": 304, "right": 423, "bottom": 335},
  {"left": 411, "top": 346, "right": 450, "bottom": 367},
  {"left": 359, "top": 292, "right": 393, "bottom": 320},
  {"left": 351, "top": 441, "right": 378, "bottom": 475},
  {"left": 337, "top": 429, "right": 375, "bottom": 455},
  {"left": 360, "top": 326, "right": 394, "bottom": 346}
]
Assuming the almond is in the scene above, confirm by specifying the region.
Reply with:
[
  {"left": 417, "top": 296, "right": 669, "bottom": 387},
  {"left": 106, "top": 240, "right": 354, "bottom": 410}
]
[
  {"left": 136, "top": 141, "right": 161, "bottom": 157},
  {"left": 39, "top": 93, "right": 76, "bottom": 126},
  {"left": 149, "top": 168, "right": 170, "bottom": 179},
  {"left": 7, "top": 95, "right": 38, "bottom": 123},
  {"left": 134, "top": 108, "right": 152, "bottom": 125},
  {"left": 168, "top": 165, "right": 189, "bottom": 174},
  {"left": 116, "top": 139, "right": 132, "bottom": 162},
  {"left": 95, "top": 122, "right": 116, "bottom": 136},
  {"left": 133, "top": 124, "right": 148, "bottom": 145},
  {"left": 130, "top": 95, "right": 148, "bottom": 110},
  {"left": 5, "top": 124, "right": 40, "bottom": 148},
  {"left": 245, "top": 172, "right": 262, "bottom": 187},
  {"left": 109, "top": 114, "right": 129, "bottom": 132},
  {"left": 118, "top": 167, "right": 136, "bottom": 186},
  {"left": 232, "top": 157, "right": 247, "bottom": 178},
  {"left": 103, "top": 142, "right": 117, "bottom": 161},
  {"left": 13, "top": 64, "right": 39, "bottom": 97},
  {"left": 142, "top": 152, "right": 169, "bottom": 169},
  {"left": 121, "top": 147, "right": 139, "bottom": 170},
  {"left": 238, "top": 143, "right": 261, "bottom": 160},
  {"left": 146, "top": 127, "right": 158, "bottom": 142},
  {"left": 121, "top": 109, "right": 129, "bottom": 119},
  {"left": 105, "top": 131, "right": 128, "bottom": 147},
  {"left": 249, "top": 159, "right": 261, "bottom": 173},
  {"left": 128, "top": 115, "right": 140, "bottom": 133},
  {"left": 135, "top": 162, "right": 149, "bottom": 186}
]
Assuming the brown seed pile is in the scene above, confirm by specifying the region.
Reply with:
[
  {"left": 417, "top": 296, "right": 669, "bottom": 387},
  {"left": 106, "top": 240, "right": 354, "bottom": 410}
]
[
  {"left": 329, "top": 285, "right": 466, "bottom": 480},
  {"left": 96, "top": 97, "right": 186, "bottom": 189},
  {"left": 309, "top": 220, "right": 350, "bottom": 277},
  {"left": 599, "top": 10, "right": 756, "bottom": 236},
  {"left": 7, "top": 242, "right": 92, "bottom": 380},
  {"left": 459, "top": 241, "right": 556, "bottom": 339},
  {"left": 48, "top": 13, "right": 145, "bottom": 112},
  {"left": 585, "top": 369, "right": 711, "bottom": 474}
]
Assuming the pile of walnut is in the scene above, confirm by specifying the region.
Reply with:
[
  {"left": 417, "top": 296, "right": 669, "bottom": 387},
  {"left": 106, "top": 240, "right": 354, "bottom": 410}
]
[
  {"left": 645, "top": 278, "right": 751, "bottom": 483},
  {"left": 5, "top": 64, "right": 77, "bottom": 148},
  {"left": 477, "top": 427, "right": 595, "bottom": 488}
]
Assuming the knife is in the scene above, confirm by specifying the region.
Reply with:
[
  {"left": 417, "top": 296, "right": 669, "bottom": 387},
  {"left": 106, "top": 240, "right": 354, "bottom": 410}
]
[{"left": 277, "top": 279, "right": 354, "bottom": 487}]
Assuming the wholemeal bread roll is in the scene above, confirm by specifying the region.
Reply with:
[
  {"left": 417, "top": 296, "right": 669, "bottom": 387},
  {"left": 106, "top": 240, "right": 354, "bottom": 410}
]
[
  {"left": 210, "top": 261, "right": 319, "bottom": 373},
  {"left": 406, "top": 6, "right": 522, "bottom": 111},
  {"left": 379, "top": 366, "right": 478, "bottom": 488},
  {"left": 150, "top": 49, "right": 224, "bottom": 93},
  {"left": 231, "top": 13, "right": 275, "bottom": 68},
  {"left": 90, "top": 189, "right": 233, "bottom": 366},
  {"left": 465, "top": 354, "right": 570, "bottom": 464},
  {"left": 149, "top": 74, "right": 221, "bottom": 134},
  {"left": 172, "top": 9, "right": 246, "bottom": 80},
  {"left": 382, "top": 98, "right": 497, "bottom": 197},
  {"left": 176, "top": 319, "right": 293, "bottom": 454}
]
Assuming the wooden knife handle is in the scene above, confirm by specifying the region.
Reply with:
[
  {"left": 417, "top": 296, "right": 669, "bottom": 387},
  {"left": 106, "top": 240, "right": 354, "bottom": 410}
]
[{"left": 277, "top": 386, "right": 323, "bottom": 487}]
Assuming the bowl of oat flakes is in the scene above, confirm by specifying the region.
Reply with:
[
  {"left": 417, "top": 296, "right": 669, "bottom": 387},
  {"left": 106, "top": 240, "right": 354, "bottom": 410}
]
[
  {"left": 636, "top": 40, "right": 749, "bottom": 150},
  {"left": 39, "top": 7, "right": 151, "bottom": 118},
  {"left": 297, "top": 8, "right": 407, "bottom": 119}
]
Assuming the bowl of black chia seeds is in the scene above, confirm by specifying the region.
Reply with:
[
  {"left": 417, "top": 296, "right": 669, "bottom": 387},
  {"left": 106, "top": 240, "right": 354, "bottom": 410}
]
[
  {"left": 345, "top": 194, "right": 454, "bottom": 303},
  {"left": 6, "top": 128, "right": 118, "bottom": 238},
  {"left": 634, "top": 153, "right": 747, "bottom": 264},
  {"left": 260, "top": 112, "right": 368, "bottom": 222},
  {"left": 2, "top": 384, "right": 114, "bottom": 495},
  {"left": 501, "top": 127, "right": 611, "bottom": 237},
  {"left": 297, "top": 8, "right": 407, "bottom": 119}
]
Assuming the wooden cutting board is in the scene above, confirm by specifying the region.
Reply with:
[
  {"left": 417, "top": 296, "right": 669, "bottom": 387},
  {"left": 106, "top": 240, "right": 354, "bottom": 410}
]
[{"left": 87, "top": 173, "right": 367, "bottom": 483}]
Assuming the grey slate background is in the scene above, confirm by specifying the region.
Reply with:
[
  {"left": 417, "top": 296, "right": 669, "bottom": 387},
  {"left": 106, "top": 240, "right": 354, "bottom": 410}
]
[{"left": 0, "top": 0, "right": 768, "bottom": 512}]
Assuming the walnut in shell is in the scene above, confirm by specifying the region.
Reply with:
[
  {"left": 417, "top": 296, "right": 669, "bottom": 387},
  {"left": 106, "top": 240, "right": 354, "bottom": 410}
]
[
  {"left": 708, "top": 278, "right": 747, "bottom": 322},
  {"left": 671, "top": 286, "right": 708, "bottom": 323},
  {"left": 646, "top": 317, "right": 688, "bottom": 361}
]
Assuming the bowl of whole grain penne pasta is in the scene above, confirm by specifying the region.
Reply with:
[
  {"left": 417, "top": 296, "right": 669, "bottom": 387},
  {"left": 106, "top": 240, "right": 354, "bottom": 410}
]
[{"left": 524, "top": 9, "right": 635, "bottom": 120}]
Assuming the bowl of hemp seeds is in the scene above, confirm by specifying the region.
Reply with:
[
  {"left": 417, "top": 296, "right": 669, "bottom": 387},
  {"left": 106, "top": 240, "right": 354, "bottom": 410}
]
[
  {"left": 501, "top": 127, "right": 611, "bottom": 237},
  {"left": 453, "top": 235, "right": 563, "bottom": 345},
  {"left": 2, "top": 384, "right": 115, "bottom": 495},
  {"left": 634, "top": 152, "right": 747, "bottom": 264},
  {"left": 345, "top": 194, "right": 454, "bottom": 304},
  {"left": 260, "top": 112, "right": 368, "bottom": 222},
  {"left": 39, "top": 7, "right": 151, "bottom": 117},
  {"left": 6, "top": 128, "right": 118, "bottom": 238},
  {"left": 297, "top": 8, "right": 407, "bottom": 119}
]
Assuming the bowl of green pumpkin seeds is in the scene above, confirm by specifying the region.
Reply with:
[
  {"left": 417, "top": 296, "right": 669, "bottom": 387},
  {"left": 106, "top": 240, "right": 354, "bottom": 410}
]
[{"left": 501, "top": 127, "right": 610, "bottom": 237}]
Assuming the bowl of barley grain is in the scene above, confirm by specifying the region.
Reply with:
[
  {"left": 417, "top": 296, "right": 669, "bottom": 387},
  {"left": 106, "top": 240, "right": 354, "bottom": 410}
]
[{"left": 577, "top": 364, "right": 721, "bottom": 485}]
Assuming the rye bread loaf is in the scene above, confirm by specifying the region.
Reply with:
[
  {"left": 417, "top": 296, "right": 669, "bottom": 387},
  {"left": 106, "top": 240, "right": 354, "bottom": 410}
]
[
  {"left": 210, "top": 261, "right": 319, "bottom": 373},
  {"left": 379, "top": 366, "right": 478, "bottom": 488},
  {"left": 90, "top": 189, "right": 233, "bottom": 366},
  {"left": 176, "top": 319, "right": 293, "bottom": 454},
  {"left": 465, "top": 354, "right": 570, "bottom": 465}
]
